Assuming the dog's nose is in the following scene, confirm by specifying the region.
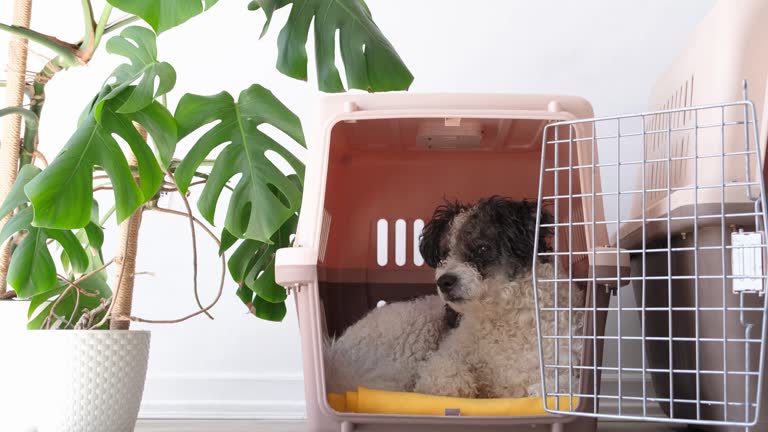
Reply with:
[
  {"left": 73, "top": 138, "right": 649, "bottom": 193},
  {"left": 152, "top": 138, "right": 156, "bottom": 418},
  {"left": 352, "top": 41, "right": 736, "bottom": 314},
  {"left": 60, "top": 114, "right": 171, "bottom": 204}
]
[{"left": 437, "top": 274, "right": 458, "bottom": 293}]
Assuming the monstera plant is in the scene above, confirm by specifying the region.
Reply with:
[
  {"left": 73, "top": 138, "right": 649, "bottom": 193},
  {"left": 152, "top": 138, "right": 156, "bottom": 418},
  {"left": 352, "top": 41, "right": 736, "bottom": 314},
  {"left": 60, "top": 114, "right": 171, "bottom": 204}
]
[
  {"left": 1, "top": 0, "right": 411, "bottom": 429},
  {"left": 0, "top": 0, "right": 413, "bottom": 332}
]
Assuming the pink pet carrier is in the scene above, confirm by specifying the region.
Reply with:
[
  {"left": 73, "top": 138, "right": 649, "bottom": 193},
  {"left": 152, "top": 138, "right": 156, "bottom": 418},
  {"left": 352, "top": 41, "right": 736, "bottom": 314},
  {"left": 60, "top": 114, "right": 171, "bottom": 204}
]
[{"left": 275, "top": 93, "right": 609, "bottom": 432}]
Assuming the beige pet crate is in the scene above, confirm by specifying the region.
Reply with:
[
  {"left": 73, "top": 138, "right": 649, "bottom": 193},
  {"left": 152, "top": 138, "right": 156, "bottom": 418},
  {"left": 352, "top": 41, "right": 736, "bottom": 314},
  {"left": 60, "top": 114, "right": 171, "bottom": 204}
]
[
  {"left": 533, "top": 1, "right": 768, "bottom": 430},
  {"left": 275, "top": 93, "right": 612, "bottom": 431}
]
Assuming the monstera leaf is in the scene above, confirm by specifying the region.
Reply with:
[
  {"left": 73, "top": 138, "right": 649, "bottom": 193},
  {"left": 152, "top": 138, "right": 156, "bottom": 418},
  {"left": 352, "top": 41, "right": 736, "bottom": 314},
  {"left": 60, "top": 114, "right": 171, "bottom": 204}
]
[
  {"left": 96, "top": 26, "right": 176, "bottom": 117},
  {"left": 107, "top": 0, "right": 219, "bottom": 34},
  {"left": 24, "top": 86, "right": 177, "bottom": 229},
  {"left": 174, "top": 84, "right": 305, "bottom": 243},
  {"left": 0, "top": 165, "right": 95, "bottom": 298},
  {"left": 227, "top": 209, "right": 298, "bottom": 322},
  {"left": 248, "top": 0, "right": 413, "bottom": 93},
  {"left": 0, "top": 207, "right": 89, "bottom": 298}
]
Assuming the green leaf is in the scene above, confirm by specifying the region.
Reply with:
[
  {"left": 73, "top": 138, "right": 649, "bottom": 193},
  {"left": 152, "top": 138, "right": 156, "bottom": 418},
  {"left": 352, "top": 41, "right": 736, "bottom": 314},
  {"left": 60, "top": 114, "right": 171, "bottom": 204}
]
[
  {"left": 251, "top": 296, "right": 287, "bottom": 321},
  {"left": 60, "top": 248, "right": 71, "bottom": 275},
  {"left": 107, "top": 0, "right": 219, "bottom": 34},
  {"left": 9, "top": 228, "right": 56, "bottom": 299},
  {"left": 73, "top": 201, "right": 106, "bottom": 272},
  {"left": 174, "top": 84, "right": 304, "bottom": 242},
  {"left": 24, "top": 86, "right": 177, "bottom": 229},
  {"left": 27, "top": 301, "right": 55, "bottom": 329},
  {"left": 0, "top": 206, "right": 33, "bottom": 246},
  {"left": 28, "top": 283, "right": 65, "bottom": 319},
  {"left": 45, "top": 229, "right": 89, "bottom": 273},
  {"left": 0, "top": 165, "right": 41, "bottom": 218},
  {"left": 97, "top": 26, "right": 177, "bottom": 118},
  {"left": 228, "top": 213, "right": 297, "bottom": 308},
  {"left": 236, "top": 285, "right": 253, "bottom": 305},
  {"left": 248, "top": 0, "right": 414, "bottom": 93},
  {"left": 84, "top": 222, "right": 104, "bottom": 249},
  {"left": 228, "top": 240, "right": 267, "bottom": 281},
  {"left": 249, "top": 256, "right": 285, "bottom": 303},
  {"left": 219, "top": 228, "right": 238, "bottom": 254},
  {"left": 27, "top": 276, "right": 111, "bottom": 329},
  {"left": 2, "top": 207, "right": 90, "bottom": 298}
]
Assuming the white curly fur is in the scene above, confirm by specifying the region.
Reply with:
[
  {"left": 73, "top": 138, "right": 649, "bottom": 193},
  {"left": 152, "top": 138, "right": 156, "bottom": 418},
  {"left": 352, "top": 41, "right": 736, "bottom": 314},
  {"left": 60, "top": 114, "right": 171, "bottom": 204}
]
[
  {"left": 323, "top": 295, "right": 450, "bottom": 394},
  {"left": 414, "top": 261, "right": 584, "bottom": 398}
]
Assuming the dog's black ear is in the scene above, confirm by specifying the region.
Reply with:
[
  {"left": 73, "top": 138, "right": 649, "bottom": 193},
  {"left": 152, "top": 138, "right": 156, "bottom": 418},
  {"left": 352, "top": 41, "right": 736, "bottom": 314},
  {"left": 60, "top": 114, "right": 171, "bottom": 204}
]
[
  {"left": 419, "top": 200, "right": 467, "bottom": 268},
  {"left": 486, "top": 196, "right": 553, "bottom": 265}
]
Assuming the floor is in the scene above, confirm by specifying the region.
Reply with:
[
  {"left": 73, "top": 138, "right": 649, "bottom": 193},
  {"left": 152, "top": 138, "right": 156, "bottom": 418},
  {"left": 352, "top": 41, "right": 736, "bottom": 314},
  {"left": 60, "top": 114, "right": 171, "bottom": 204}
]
[{"left": 134, "top": 420, "right": 684, "bottom": 431}]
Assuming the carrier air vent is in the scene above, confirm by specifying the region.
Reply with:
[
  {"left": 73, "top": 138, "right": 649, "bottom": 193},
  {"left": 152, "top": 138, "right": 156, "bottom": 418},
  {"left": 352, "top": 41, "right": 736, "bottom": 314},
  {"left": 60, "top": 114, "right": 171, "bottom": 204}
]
[
  {"left": 644, "top": 74, "right": 695, "bottom": 203},
  {"left": 395, "top": 219, "right": 407, "bottom": 266},
  {"left": 376, "top": 219, "right": 388, "bottom": 266},
  {"left": 375, "top": 218, "right": 427, "bottom": 267}
]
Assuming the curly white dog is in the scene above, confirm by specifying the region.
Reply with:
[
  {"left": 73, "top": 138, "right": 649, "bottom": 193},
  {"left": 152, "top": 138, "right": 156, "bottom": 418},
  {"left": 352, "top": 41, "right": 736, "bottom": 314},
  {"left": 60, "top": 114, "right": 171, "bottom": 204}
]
[{"left": 325, "top": 196, "right": 584, "bottom": 398}]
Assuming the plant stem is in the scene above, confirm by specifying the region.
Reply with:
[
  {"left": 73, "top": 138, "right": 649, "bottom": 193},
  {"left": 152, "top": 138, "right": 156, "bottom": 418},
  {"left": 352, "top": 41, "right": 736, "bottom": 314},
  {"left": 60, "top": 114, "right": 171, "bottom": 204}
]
[
  {"left": 100, "top": 205, "right": 117, "bottom": 225},
  {"left": 103, "top": 15, "right": 140, "bottom": 36},
  {"left": 80, "top": 0, "right": 96, "bottom": 54},
  {"left": 92, "top": 5, "right": 113, "bottom": 49},
  {"left": 20, "top": 59, "right": 63, "bottom": 167},
  {"left": 0, "top": 0, "right": 32, "bottom": 296},
  {"left": 109, "top": 126, "right": 146, "bottom": 330},
  {"left": 110, "top": 205, "right": 143, "bottom": 329},
  {"left": 0, "top": 23, "right": 80, "bottom": 66},
  {"left": 0, "top": 107, "right": 38, "bottom": 130},
  {"left": 19, "top": 9, "right": 101, "bottom": 167}
]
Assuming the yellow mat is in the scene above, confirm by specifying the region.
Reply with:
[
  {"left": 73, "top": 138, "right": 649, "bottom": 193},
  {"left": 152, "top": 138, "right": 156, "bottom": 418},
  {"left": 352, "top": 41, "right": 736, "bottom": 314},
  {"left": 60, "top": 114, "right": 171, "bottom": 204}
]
[{"left": 328, "top": 387, "right": 578, "bottom": 416}]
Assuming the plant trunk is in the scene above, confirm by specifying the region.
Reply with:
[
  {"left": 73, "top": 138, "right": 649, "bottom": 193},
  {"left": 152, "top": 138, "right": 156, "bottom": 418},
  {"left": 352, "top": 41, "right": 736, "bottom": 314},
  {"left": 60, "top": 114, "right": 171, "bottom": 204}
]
[
  {"left": 110, "top": 126, "right": 146, "bottom": 330},
  {"left": 0, "top": 0, "right": 33, "bottom": 295}
]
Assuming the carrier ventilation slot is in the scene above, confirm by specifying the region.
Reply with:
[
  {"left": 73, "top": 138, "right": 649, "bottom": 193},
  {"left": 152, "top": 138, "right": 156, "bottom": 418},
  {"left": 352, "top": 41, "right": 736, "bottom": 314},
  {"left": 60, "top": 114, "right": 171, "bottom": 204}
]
[
  {"left": 644, "top": 74, "right": 695, "bottom": 203},
  {"left": 376, "top": 218, "right": 426, "bottom": 267},
  {"left": 395, "top": 219, "right": 407, "bottom": 266},
  {"left": 376, "top": 219, "right": 388, "bottom": 266}
]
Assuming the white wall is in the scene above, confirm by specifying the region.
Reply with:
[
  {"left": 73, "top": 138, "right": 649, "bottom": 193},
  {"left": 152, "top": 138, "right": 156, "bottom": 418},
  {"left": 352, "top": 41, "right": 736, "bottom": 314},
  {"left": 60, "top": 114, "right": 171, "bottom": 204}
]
[{"left": 0, "top": 0, "right": 716, "bottom": 419}]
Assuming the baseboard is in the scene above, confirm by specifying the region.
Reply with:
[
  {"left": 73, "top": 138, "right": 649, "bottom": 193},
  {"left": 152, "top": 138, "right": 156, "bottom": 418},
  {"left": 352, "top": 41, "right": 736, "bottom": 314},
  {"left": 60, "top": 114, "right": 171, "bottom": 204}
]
[{"left": 139, "top": 373, "right": 307, "bottom": 419}]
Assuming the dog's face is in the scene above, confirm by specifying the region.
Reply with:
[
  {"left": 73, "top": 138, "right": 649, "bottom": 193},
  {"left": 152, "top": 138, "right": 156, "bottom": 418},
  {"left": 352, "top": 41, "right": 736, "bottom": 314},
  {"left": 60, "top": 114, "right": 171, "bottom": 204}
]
[{"left": 419, "top": 197, "right": 551, "bottom": 310}]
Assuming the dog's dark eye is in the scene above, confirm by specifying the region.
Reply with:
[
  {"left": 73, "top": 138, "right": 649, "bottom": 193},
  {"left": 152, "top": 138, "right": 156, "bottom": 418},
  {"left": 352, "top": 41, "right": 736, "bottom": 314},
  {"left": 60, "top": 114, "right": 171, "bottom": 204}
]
[{"left": 476, "top": 245, "right": 491, "bottom": 258}]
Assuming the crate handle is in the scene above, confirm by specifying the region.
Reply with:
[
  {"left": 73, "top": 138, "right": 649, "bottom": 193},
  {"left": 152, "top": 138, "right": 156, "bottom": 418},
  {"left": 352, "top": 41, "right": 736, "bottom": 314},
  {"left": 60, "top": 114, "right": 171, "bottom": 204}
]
[{"left": 275, "top": 246, "right": 318, "bottom": 288}]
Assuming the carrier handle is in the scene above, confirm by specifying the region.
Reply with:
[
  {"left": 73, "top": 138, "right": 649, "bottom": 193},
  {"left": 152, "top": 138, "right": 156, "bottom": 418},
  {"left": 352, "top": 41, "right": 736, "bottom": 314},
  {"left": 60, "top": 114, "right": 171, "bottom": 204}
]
[{"left": 275, "top": 246, "right": 318, "bottom": 288}]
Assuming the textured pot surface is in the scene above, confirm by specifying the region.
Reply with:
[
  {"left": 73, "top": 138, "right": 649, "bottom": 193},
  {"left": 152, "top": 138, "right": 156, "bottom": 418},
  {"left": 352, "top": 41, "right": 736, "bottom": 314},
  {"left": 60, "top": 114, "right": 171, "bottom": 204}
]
[{"left": 6, "top": 330, "right": 151, "bottom": 432}]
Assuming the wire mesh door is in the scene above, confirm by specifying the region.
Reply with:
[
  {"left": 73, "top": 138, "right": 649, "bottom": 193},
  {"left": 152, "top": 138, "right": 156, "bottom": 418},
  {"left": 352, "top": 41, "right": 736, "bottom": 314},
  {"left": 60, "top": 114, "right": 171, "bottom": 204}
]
[{"left": 532, "top": 93, "right": 768, "bottom": 429}]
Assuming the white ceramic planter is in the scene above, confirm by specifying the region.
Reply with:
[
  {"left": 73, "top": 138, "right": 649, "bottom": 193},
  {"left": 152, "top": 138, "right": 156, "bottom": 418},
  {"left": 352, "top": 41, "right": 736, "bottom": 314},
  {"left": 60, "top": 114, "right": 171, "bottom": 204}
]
[{"left": 6, "top": 330, "right": 151, "bottom": 432}]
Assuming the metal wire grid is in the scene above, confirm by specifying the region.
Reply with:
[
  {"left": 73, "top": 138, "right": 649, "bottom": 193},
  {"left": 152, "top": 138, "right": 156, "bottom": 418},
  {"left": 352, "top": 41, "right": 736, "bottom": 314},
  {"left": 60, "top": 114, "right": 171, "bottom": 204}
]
[{"left": 532, "top": 97, "right": 768, "bottom": 428}]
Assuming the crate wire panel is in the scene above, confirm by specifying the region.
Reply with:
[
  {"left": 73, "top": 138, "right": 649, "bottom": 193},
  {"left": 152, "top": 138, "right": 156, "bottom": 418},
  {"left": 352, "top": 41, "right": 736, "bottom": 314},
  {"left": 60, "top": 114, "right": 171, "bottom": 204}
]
[{"left": 533, "top": 98, "right": 768, "bottom": 428}]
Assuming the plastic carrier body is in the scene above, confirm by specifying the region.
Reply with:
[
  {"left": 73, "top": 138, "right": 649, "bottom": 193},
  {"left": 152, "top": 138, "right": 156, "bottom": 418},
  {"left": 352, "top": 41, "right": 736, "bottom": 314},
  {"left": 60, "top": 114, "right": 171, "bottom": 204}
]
[{"left": 276, "top": 93, "right": 607, "bottom": 432}]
